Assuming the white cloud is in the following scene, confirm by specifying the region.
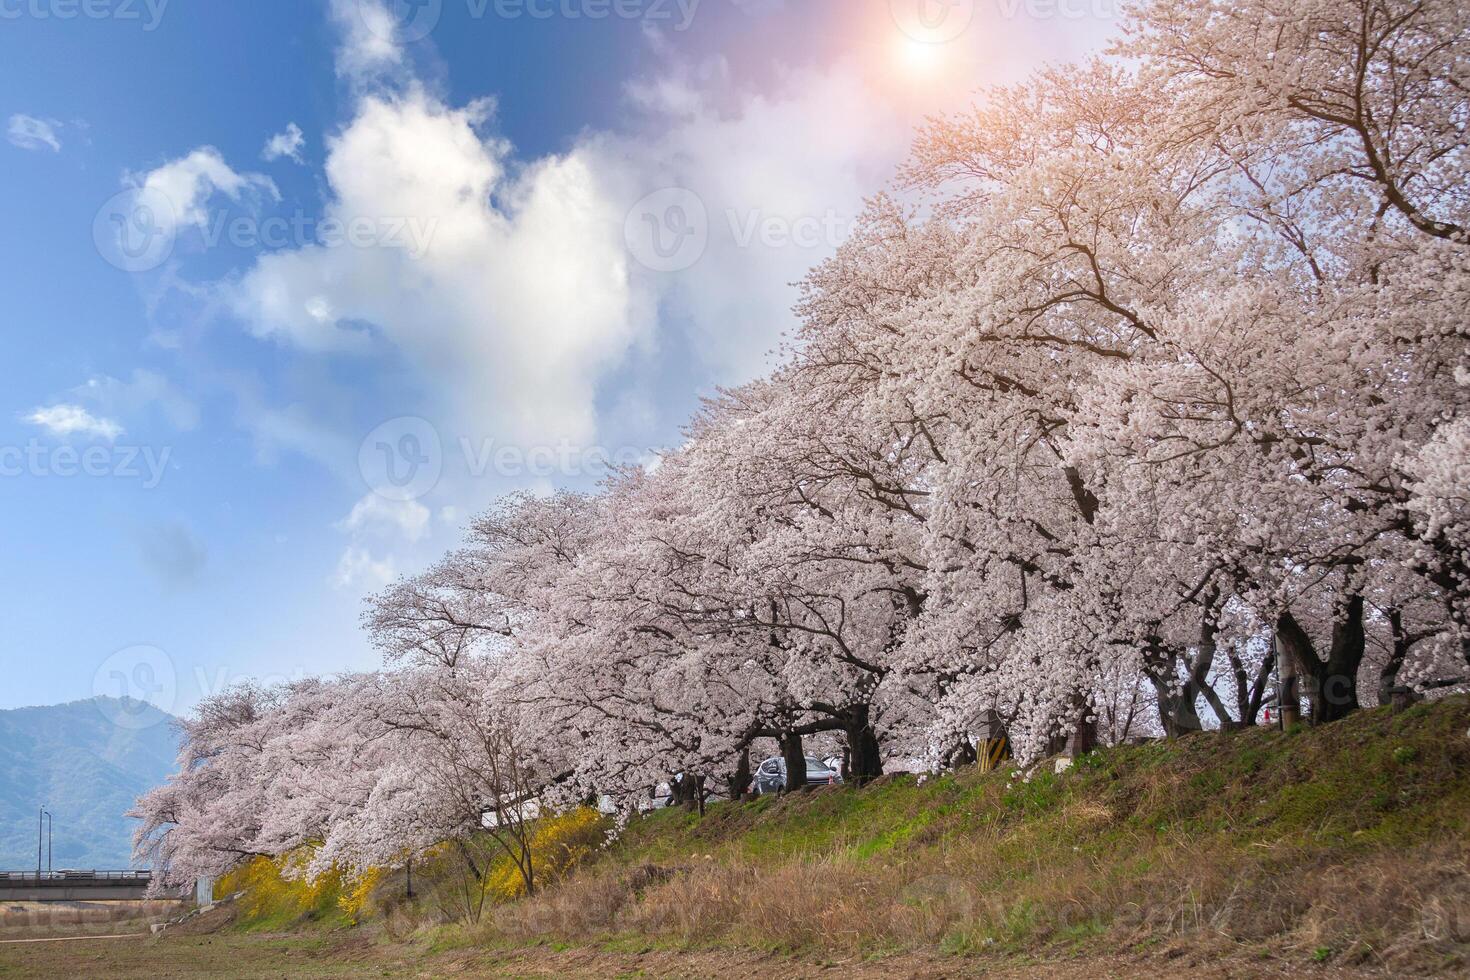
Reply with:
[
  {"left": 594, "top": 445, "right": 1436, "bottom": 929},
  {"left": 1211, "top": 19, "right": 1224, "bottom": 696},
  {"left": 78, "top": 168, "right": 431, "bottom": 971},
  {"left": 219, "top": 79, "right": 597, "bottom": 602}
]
[
  {"left": 262, "top": 122, "right": 306, "bottom": 163},
  {"left": 134, "top": 147, "right": 279, "bottom": 233},
  {"left": 231, "top": 87, "right": 646, "bottom": 450},
  {"left": 329, "top": 0, "right": 404, "bottom": 83},
  {"left": 7, "top": 114, "right": 61, "bottom": 152},
  {"left": 608, "top": 59, "right": 915, "bottom": 380},
  {"left": 332, "top": 545, "right": 396, "bottom": 591},
  {"left": 337, "top": 493, "right": 431, "bottom": 543},
  {"left": 330, "top": 492, "right": 429, "bottom": 597},
  {"left": 181, "top": 1, "right": 1114, "bottom": 503},
  {"left": 598, "top": 14, "right": 1115, "bottom": 382},
  {"left": 224, "top": 28, "right": 912, "bottom": 479},
  {"left": 237, "top": 400, "right": 353, "bottom": 472},
  {"left": 74, "top": 370, "right": 200, "bottom": 432},
  {"left": 24, "top": 404, "right": 125, "bottom": 441}
]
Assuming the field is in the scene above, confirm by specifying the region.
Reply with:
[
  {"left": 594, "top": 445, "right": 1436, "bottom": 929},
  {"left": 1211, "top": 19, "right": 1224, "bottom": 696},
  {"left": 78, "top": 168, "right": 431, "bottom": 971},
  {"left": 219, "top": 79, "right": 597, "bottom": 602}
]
[
  {"left": 4, "top": 699, "right": 1469, "bottom": 978},
  {"left": 0, "top": 901, "right": 178, "bottom": 943},
  {"left": 0, "top": 927, "right": 1390, "bottom": 978}
]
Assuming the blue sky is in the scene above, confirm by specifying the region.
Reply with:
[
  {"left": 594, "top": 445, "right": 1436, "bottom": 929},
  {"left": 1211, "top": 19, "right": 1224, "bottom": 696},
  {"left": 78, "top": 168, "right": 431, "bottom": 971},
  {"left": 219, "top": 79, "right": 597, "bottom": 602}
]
[{"left": 0, "top": 0, "right": 1113, "bottom": 713}]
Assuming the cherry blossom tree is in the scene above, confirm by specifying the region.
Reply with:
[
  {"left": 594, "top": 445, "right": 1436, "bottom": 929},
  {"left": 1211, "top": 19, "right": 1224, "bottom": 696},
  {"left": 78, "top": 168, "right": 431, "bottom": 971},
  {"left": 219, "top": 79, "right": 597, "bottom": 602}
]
[{"left": 136, "top": 0, "right": 1470, "bottom": 895}]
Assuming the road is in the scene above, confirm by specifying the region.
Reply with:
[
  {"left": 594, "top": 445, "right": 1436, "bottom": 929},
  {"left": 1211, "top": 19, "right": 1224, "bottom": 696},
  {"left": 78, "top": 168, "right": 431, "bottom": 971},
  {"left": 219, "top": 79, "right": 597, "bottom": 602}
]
[{"left": 0, "top": 933, "right": 146, "bottom": 945}]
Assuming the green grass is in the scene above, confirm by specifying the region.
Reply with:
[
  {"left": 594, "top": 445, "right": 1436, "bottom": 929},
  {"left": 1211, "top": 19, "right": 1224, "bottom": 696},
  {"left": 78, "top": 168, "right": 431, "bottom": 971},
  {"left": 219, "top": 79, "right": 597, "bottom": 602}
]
[
  {"left": 210, "top": 697, "right": 1470, "bottom": 973},
  {"left": 507, "top": 697, "right": 1470, "bottom": 966},
  {"left": 236, "top": 900, "right": 352, "bottom": 934},
  {"left": 614, "top": 697, "right": 1470, "bottom": 869},
  {"left": 221, "top": 867, "right": 357, "bottom": 934}
]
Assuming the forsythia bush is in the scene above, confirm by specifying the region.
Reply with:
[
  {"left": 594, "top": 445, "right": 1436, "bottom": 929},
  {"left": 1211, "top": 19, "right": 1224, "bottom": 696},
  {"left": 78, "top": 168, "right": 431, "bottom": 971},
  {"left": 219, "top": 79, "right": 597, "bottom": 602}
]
[
  {"left": 216, "top": 848, "right": 383, "bottom": 927},
  {"left": 485, "top": 807, "right": 606, "bottom": 901},
  {"left": 338, "top": 865, "right": 384, "bottom": 923},
  {"left": 215, "top": 814, "right": 605, "bottom": 927}
]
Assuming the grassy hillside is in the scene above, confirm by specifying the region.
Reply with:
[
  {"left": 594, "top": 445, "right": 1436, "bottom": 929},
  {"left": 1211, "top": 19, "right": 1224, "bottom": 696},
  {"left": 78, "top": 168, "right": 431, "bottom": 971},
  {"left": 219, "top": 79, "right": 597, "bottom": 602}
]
[
  {"left": 0, "top": 697, "right": 178, "bottom": 870},
  {"left": 460, "top": 698, "right": 1470, "bottom": 973},
  {"left": 203, "top": 699, "right": 1470, "bottom": 976}
]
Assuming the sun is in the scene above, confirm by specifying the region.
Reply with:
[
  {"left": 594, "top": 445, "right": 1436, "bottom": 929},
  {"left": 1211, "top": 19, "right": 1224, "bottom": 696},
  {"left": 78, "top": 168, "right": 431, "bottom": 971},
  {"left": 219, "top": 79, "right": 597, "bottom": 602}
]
[{"left": 894, "top": 36, "right": 946, "bottom": 76}]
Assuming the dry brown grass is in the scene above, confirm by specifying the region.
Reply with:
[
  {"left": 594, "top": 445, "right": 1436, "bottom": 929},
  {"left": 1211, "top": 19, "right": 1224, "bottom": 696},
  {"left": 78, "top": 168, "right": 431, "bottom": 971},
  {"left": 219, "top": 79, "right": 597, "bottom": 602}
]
[
  {"left": 487, "top": 858, "right": 980, "bottom": 951},
  {"left": 478, "top": 842, "right": 1470, "bottom": 974},
  {"left": 0, "top": 900, "right": 181, "bottom": 940},
  {"left": 207, "top": 700, "right": 1470, "bottom": 975},
  {"left": 466, "top": 700, "right": 1470, "bottom": 974}
]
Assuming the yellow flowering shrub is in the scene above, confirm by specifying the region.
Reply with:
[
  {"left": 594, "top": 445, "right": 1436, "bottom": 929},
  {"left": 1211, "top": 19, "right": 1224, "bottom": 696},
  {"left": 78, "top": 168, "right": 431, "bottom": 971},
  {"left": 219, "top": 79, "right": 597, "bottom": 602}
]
[
  {"left": 215, "top": 848, "right": 383, "bottom": 929},
  {"left": 213, "top": 811, "right": 606, "bottom": 926},
  {"left": 338, "top": 866, "right": 384, "bottom": 923},
  {"left": 484, "top": 806, "right": 606, "bottom": 901}
]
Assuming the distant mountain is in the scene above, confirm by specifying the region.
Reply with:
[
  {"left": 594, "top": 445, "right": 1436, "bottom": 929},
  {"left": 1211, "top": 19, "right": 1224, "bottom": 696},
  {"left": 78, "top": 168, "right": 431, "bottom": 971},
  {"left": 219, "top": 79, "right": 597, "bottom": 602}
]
[{"left": 0, "top": 697, "right": 179, "bottom": 871}]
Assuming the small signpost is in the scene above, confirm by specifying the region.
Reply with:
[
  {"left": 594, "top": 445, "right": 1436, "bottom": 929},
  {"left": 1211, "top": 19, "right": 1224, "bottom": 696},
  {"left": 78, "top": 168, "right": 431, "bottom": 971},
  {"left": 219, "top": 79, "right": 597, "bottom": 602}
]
[{"left": 976, "top": 710, "right": 1012, "bottom": 773}]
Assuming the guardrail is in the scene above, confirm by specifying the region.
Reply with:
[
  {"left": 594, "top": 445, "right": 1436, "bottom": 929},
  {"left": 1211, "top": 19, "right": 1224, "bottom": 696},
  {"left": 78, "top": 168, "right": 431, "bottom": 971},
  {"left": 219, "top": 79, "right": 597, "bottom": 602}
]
[{"left": 0, "top": 871, "right": 152, "bottom": 885}]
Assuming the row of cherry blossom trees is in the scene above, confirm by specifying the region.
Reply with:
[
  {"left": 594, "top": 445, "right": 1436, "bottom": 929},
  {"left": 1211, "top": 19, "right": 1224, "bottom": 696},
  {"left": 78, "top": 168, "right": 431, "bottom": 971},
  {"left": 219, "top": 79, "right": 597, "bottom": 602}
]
[{"left": 135, "top": 0, "right": 1468, "bottom": 896}]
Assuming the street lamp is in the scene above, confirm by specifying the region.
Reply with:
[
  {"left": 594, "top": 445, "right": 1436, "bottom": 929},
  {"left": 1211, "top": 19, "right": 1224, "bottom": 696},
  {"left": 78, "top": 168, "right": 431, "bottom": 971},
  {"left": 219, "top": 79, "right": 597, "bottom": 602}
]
[{"left": 37, "top": 808, "right": 52, "bottom": 875}]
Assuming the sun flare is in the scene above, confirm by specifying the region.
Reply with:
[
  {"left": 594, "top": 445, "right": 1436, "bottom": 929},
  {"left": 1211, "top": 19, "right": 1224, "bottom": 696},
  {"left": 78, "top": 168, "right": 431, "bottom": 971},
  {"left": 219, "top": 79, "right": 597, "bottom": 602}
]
[{"left": 895, "top": 36, "right": 946, "bottom": 75}]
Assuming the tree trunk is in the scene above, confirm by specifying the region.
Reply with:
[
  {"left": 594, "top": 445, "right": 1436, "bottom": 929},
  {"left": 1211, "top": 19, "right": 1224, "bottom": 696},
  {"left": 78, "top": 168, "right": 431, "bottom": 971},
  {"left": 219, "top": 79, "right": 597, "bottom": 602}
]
[
  {"left": 1043, "top": 689, "right": 1099, "bottom": 756},
  {"left": 1170, "top": 680, "right": 1204, "bottom": 734},
  {"left": 519, "top": 839, "right": 536, "bottom": 897},
  {"left": 1379, "top": 608, "right": 1424, "bottom": 708},
  {"left": 1143, "top": 640, "right": 1196, "bottom": 737},
  {"left": 780, "top": 731, "right": 807, "bottom": 793},
  {"left": 1274, "top": 620, "right": 1304, "bottom": 727},
  {"left": 1227, "top": 645, "right": 1273, "bottom": 727},
  {"left": 1066, "top": 692, "right": 1097, "bottom": 756},
  {"left": 1154, "top": 615, "right": 1234, "bottom": 735},
  {"left": 455, "top": 839, "right": 483, "bottom": 880},
  {"left": 1191, "top": 607, "right": 1241, "bottom": 730},
  {"left": 670, "top": 772, "right": 698, "bottom": 808},
  {"left": 943, "top": 735, "right": 977, "bottom": 770},
  {"left": 726, "top": 746, "right": 752, "bottom": 800},
  {"left": 1277, "top": 596, "right": 1365, "bottom": 725},
  {"left": 1148, "top": 678, "right": 1194, "bottom": 737},
  {"left": 1318, "top": 595, "right": 1366, "bottom": 722},
  {"left": 1421, "top": 545, "right": 1470, "bottom": 671},
  {"left": 842, "top": 703, "right": 884, "bottom": 786}
]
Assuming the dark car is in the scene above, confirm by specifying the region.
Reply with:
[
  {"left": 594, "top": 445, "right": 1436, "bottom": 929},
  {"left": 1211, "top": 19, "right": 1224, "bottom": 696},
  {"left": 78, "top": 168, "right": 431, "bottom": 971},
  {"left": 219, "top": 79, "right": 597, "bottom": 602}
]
[{"left": 753, "top": 755, "right": 842, "bottom": 795}]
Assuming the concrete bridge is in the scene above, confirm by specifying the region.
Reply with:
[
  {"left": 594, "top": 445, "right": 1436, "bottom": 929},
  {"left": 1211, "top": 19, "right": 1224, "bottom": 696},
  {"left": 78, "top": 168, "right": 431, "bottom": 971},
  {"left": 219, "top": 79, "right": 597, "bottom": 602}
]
[{"left": 0, "top": 871, "right": 163, "bottom": 902}]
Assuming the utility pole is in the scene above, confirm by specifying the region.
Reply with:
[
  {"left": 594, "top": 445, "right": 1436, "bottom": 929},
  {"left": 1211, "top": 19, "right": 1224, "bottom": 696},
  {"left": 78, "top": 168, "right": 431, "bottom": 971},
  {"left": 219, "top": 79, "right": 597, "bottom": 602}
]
[
  {"left": 44, "top": 811, "right": 52, "bottom": 873},
  {"left": 37, "top": 806, "right": 43, "bottom": 875}
]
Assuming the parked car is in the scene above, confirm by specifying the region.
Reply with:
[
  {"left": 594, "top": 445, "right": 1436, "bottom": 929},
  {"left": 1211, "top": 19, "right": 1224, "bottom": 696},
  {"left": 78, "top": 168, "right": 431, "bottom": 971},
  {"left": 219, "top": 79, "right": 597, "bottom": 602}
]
[
  {"left": 753, "top": 755, "right": 842, "bottom": 795},
  {"left": 649, "top": 781, "right": 674, "bottom": 809}
]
